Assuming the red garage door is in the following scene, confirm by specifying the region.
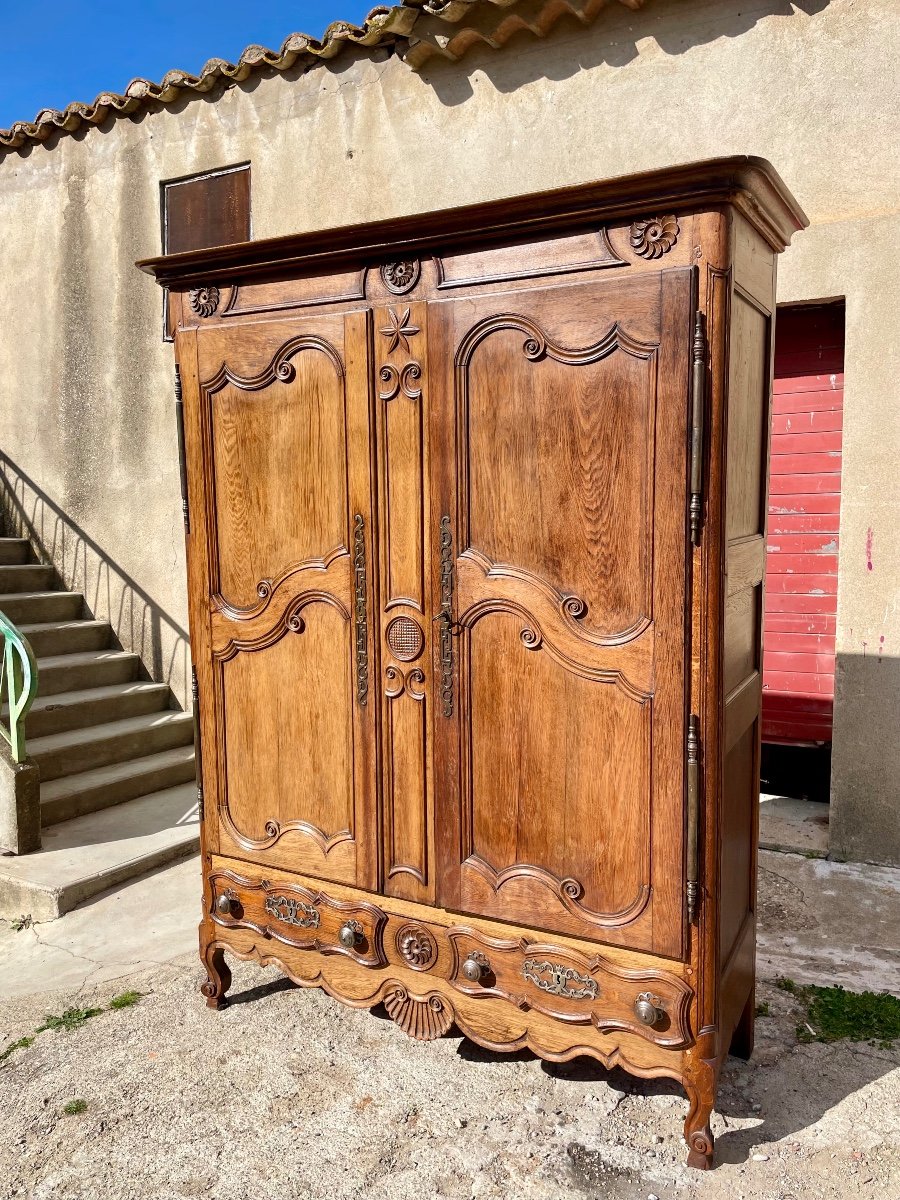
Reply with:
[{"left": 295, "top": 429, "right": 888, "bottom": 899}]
[{"left": 763, "top": 303, "right": 845, "bottom": 744}]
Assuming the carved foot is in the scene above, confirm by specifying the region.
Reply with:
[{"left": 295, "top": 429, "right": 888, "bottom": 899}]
[
  {"left": 684, "top": 1062, "right": 716, "bottom": 1170},
  {"left": 201, "top": 944, "right": 232, "bottom": 1010},
  {"left": 729, "top": 990, "right": 755, "bottom": 1061}
]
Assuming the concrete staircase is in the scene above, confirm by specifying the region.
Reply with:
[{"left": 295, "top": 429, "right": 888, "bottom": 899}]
[{"left": 0, "top": 534, "right": 198, "bottom": 920}]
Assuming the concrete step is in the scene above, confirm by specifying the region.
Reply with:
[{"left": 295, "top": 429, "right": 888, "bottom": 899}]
[
  {"left": 0, "top": 784, "right": 200, "bottom": 921},
  {"left": 0, "top": 591, "right": 84, "bottom": 624},
  {"left": 29, "top": 711, "right": 195, "bottom": 782},
  {"left": 40, "top": 744, "right": 196, "bottom": 825},
  {"left": 35, "top": 649, "right": 140, "bottom": 696},
  {"left": 18, "top": 619, "right": 111, "bottom": 657},
  {"left": 0, "top": 538, "right": 32, "bottom": 565},
  {"left": 17, "top": 681, "right": 172, "bottom": 738},
  {"left": 0, "top": 564, "right": 55, "bottom": 593}
]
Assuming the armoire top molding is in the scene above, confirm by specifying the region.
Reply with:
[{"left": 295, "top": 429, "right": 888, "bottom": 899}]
[{"left": 137, "top": 156, "right": 808, "bottom": 289}]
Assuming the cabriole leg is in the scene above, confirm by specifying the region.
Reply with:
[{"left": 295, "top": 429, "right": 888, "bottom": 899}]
[
  {"left": 200, "top": 939, "right": 232, "bottom": 1010},
  {"left": 683, "top": 1058, "right": 717, "bottom": 1169}
]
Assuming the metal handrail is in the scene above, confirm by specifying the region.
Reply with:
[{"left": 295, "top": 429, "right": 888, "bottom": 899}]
[{"left": 0, "top": 609, "right": 38, "bottom": 762}]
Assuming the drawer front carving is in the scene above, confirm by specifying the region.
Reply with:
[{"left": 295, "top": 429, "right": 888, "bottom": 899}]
[
  {"left": 447, "top": 927, "right": 693, "bottom": 1048},
  {"left": 210, "top": 868, "right": 387, "bottom": 967}
]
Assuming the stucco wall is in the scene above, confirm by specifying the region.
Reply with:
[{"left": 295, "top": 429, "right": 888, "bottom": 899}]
[{"left": 0, "top": 0, "right": 897, "bottom": 861}]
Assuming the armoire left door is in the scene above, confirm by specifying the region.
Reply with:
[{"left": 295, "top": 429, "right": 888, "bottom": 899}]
[{"left": 180, "top": 308, "right": 378, "bottom": 889}]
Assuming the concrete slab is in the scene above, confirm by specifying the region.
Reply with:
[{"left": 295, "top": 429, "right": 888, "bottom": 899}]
[
  {"left": 0, "top": 854, "right": 199, "bottom": 997},
  {"left": 757, "top": 849, "right": 900, "bottom": 993},
  {"left": 0, "top": 784, "right": 199, "bottom": 920},
  {"left": 760, "top": 794, "right": 830, "bottom": 857}
]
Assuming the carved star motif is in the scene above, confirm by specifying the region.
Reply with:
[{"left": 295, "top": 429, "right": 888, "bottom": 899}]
[{"left": 380, "top": 307, "right": 420, "bottom": 355}]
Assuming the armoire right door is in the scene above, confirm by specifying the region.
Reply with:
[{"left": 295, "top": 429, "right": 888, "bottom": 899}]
[{"left": 429, "top": 268, "right": 694, "bottom": 959}]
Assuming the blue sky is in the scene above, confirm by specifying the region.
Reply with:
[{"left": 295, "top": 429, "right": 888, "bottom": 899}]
[{"left": 0, "top": 1, "right": 376, "bottom": 130}]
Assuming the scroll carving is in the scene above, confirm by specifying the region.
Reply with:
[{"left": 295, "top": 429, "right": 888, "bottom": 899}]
[
  {"left": 385, "top": 665, "right": 426, "bottom": 700},
  {"left": 379, "top": 361, "right": 423, "bottom": 401},
  {"left": 466, "top": 854, "right": 652, "bottom": 929}
]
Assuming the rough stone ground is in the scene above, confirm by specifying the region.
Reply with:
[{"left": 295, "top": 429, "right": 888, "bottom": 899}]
[{"left": 0, "top": 844, "right": 898, "bottom": 1200}]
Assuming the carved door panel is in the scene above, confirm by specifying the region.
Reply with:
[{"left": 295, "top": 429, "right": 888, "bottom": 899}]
[
  {"left": 429, "top": 270, "right": 693, "bottom": 958},
  {"left": 182, "top": 310, "right": 377, "bottom": 888}
]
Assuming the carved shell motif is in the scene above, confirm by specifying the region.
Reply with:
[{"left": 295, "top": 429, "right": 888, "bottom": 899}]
[
  {"left": 630, "top": 215, "right": 679, "bottom": 259},
  {"left": 384, "top": 986, "right": 454, "bottom": 1040},
  {"left": 189, "top": 286, "right": 221, "bottom": 317}
]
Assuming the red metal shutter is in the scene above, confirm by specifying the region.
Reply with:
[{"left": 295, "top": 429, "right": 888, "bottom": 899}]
[{"left": 762, "top": 303, "right": 845, "bottom": 744}]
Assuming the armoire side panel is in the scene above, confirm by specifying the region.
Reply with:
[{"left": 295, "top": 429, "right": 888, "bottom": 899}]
[{"left": 720, "top": 217, "right": 776, "bottom": 989}]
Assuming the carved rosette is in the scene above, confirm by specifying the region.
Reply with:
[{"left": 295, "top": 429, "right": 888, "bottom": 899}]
[
  {"left": 381, "top": 260, "right": 420, "bottom": 295},
  {"left": 384, "top": 986, "right": 454, "bottom": 1040},
  {"left": 395, "top": 923, "right": 438, "bottom": 971},
  {"left": 189, "top": 286, "right": 221, "bottom": 317},
  {"left": 629, "top": 214, "right": 679, "bottom": 259}
]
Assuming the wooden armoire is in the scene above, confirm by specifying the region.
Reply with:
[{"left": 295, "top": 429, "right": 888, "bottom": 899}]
[{"left": 140, "top": 158, "right": 806, "bottom": 1168}]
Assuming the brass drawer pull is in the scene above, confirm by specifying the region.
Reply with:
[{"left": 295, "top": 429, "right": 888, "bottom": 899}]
[
  {"left": 634, "top": 992, "right": 665, "bottom": 1027},
  {"left": 338, "top": 919, "right": 364, "bottom": 948},
  {"left": 461, "top": 951, "right": 489, "bottom": 983}
]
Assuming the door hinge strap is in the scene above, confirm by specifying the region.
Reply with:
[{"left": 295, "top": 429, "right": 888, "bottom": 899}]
[
  {"left": 191, "top": 666, "right": 204, "bottom": 822},
  {"left": 353, "top": 513, "right": 369, "bottom": 707},
  {"left": 686, "top": 713, "right": 701, "bottom": 922},
  {"left": 438, "top": 514, "right": 454, "bottom": 717},
  {"left": 174, "top": 365, "right": 190, "bottom": 533},
  {"left": 689, "top": 311, "right": 707, "bottom": 546}
]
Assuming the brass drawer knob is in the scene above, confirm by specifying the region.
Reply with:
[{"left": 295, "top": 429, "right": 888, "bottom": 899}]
[
  {"left": 216, "top": 891, "right": 236, "bottom": 917},
  {"left": 634, "top": 992, "right": 664, "bottom": 1027},
  {"left": 461, "top": 951, "right": 489, "bottom": 983},
  {"left": 338, "top": 920, "right": 364, "bottom": 949}
]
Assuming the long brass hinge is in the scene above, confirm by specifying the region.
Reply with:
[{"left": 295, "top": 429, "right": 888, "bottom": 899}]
[
  {"left": 174, "top": 364, "right": 190, "bottom": 533},
  {"left": 191, "top": 667, "right": 204, "bottom": 822},
  {"left": 689, "top": 311, "right": 707, "bottom": 546},
  {"left": 686, "top": 714, "right": 701, "bottom": 922}
]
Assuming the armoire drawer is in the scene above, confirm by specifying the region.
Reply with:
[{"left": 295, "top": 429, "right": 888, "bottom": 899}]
[
  {"left": 209, "top": 867, "right": 388, "bottom": 968},
  {"left": 445, "top": 926, "right": 694, "bottom": 1049}
]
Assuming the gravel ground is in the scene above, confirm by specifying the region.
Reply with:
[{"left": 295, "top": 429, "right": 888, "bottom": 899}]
[{"left": 0, "top": 953, "right": 897, "bottom": 1200}]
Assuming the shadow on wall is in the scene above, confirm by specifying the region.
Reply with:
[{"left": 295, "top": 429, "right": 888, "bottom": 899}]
[
  {"left": 0, "top": 452, "right": 191, "bottom": 710},
  {"left": 412, "top": 0, "right": 834, "bottom": 103},
  {"left": 830, "top": 648, "right": 900, "bottom": 868}
]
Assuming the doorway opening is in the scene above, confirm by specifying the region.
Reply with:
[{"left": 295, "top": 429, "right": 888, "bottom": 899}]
[{"left": 760, "top": 301, "right": 845, "bottom": 853}]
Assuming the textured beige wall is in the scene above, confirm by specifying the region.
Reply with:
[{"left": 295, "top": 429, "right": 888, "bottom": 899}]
[{"left": 0, "top": 0, "right": 896, "bottom": 859}]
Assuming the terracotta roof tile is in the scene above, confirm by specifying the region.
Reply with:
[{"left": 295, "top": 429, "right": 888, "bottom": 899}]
[{"left": 0, "top": 0, "right": 645, "bottom": 153}]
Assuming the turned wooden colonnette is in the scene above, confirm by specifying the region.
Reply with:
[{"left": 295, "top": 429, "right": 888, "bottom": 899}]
[{"left": 139, "top": 158, "right": 806, "bottom": 1168}]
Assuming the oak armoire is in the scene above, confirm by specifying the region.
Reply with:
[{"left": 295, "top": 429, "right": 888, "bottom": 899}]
[{"left": 139, "top": 158, "right": 806, "bottom": 1169}]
